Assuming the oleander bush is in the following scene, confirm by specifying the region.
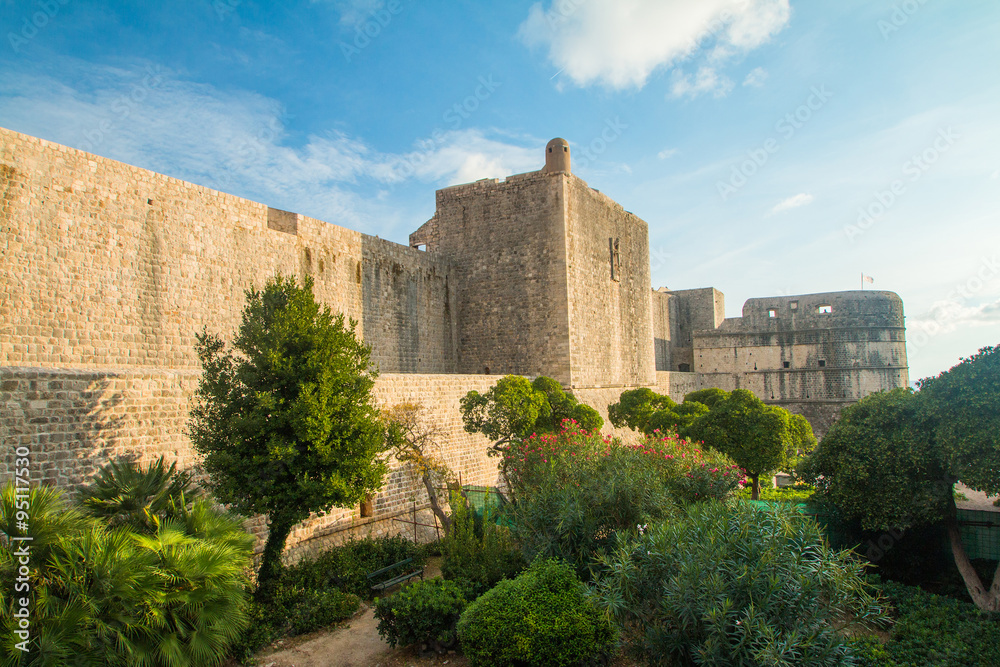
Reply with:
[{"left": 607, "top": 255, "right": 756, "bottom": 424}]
[
  {"left": 593, "top": 500, "right": 888, "bottom": 667},
  {"left": 505, "top": 425, "right": 742, "bottom": 579},
  {"left": 374, "top": 578, "right": 468, "bottom": 651},
  {"left": 457, "top": 558, "right": 616, "bottom": 667}
]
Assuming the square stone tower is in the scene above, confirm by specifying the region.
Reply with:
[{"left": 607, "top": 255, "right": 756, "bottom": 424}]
[{"left": 410, "top": 139, "right": 656, "bottom": 389}]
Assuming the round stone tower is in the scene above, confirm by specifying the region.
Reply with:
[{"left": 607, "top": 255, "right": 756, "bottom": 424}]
[{"left": 543, "top": 137, "right": 571, "bottom": 173}]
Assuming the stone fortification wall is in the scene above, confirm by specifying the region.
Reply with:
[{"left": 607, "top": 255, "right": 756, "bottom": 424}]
[
  {"left": 0, "top": 366, "right": 499, "bottom": 557},
  {"left": 361, "top": 236, "right": 458, "bottom": 374},
  {"left": 657, "top": 287, "right": 725, "bottom": 372},
  {"left": 565, "top": 176, "right": 655, "bottom": 389},
  {"left": 691, "top": 291, "right": 908, "bottom": 437},
  {"left": 0, "top": 127, "right": 455, "bottom": 374},
  {"left": 411, "top": 172, "right": 572, "bottom": 383}
]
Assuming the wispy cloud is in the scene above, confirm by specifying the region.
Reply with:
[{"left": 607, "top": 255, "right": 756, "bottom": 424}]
[
  {"left": 657, "top": 147, "right": 679, "bottom": 159},
  {"left": 910, "top": 298, "right": 1000, "bottom": 334},
  {"left": 670, "top": 66, "right": 733, "bottom": 99},
  {"left": 0, "top": 59, "right": 539, "bottom": 235},
  {"left": 518, "top": 0, "right": 790, "bottom": 91},
  {"left": 769, "top": 192, "right": 814, "bottom": 214},
  {"left": 742, "top": 66, "right": 768, "bottom": 87}
]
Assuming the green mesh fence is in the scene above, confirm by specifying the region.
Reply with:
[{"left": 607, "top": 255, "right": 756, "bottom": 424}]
[
  {"left": 957, "top": 509, "right": 1000, "bottom": 561},
  {"left": 747, "top": 500, "right": 1000, "bottom": 561}
]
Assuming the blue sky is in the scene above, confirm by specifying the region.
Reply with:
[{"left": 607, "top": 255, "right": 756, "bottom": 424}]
[{"left": 2, "top": 0, "right": 998, "bottom": 382}]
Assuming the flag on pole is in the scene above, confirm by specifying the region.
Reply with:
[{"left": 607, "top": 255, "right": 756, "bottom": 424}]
[{"left": 863, "top": 274, "right": 874, "bottom": 284}]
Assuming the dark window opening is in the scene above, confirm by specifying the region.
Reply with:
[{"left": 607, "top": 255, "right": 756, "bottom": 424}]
[
  {"left": 484, "top": 366, "right": 491, "bottom": 374},
  {"left": 818, "top": 360, "right": 826, "bottom": 367},
  {"left": 678, "top": 363, "right": 691, "bottom": 372},
  {"left": 782, "top": 361, "right": 790, "bottom": 369},
  {"left": 610, "top": 237, "right": 621, "bottom": 281}
]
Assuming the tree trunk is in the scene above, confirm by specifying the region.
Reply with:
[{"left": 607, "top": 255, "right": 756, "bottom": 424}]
[
  {"left": 256, "top": 516, "right": 294, "bottom": 603},
  {"left": 751, "top": 474, "right": 760, "bottom": 501},
  {"left": 423, "top": 471, "right": 451, "bottom": 536},
  {"left": 944, "top": 490, "right": 1000, "bottom": 611}
]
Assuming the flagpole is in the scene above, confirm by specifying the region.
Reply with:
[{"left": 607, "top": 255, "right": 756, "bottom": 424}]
[{"left": 861, "top": 272, "right": 863, "bottom": 290}]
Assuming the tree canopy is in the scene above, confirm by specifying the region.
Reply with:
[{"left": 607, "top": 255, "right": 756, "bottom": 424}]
[
  {"left": 803, "top": 345, "right": 1000, "bottom": 611},
  {"left": 686, "top": 389, "right": 799, "bottom": 500},
  {"left": 189, "top": 274, "right": 388, "bottom": 595}
]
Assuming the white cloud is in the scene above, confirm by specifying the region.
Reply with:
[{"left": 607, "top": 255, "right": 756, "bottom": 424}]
[
  {"left": 910, "top": 298, "right": 1000, "bottom": 335},
  {"left": 0, "top": 61, "right": 540, "bottom": 234},
  {"left": 769, "top": 193, "right": 814, "bottom": 214},
  {"left": 318, "top": 0, "right": 385, "bottom": 27},
  {"left": 670, "top": 66, "right": 733, "bottom": 98},
  {"left": 518, "top": 0, "right": 790, "bottom": 91},
  {"left": 658, "top": 147, "right": 679, "bottom": 159},
  {"left": 991, "top": 169, "right": 999, "bottom": 180},
  {"left": 742, "top": 66, "right": 768, "bottom": 87}
]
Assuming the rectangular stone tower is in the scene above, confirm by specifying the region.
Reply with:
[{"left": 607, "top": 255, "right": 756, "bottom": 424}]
[{"left": 410, "top": 140, "right": 655, "bottom": 389}]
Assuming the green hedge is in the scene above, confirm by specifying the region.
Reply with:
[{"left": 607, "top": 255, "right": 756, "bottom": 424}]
[
  {"left": 851, "top": 580, "right": 1000, "bottom": 667},
  {"left": 457, "top": 558, "right": 616, "bottom": 667},
  {"left": 374, "top": 578, "right": 468, "bottom": 650}
]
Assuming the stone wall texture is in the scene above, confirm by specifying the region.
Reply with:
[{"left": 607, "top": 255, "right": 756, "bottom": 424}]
[
  {"left": 565, "top": 177, "right": 655, "bottom": 389},
  {"left": 1, "top": 126, "right": 910, "bottom": 556}
]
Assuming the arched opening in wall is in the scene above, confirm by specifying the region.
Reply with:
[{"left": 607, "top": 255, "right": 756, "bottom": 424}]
[
  {"left": 678, "top": 363, "right": 691, "bottom": 372},
  {"left": 414, "top": 244, "right": 426, "bottom": 251},
  {"left": 484, "top": 366, "right": 490, "bottom": 374}
]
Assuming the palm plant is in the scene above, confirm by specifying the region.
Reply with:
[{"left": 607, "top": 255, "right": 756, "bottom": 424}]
[{"left": 76, "top": 456, "right": 201, "bottom": 533}]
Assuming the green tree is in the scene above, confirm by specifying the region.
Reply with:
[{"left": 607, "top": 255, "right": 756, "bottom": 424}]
[
  {"left": 683, "top": 387, "right": 730, "bottom": 409},
  {"left": 189, "top": 274, "right": 388, "bottom": 598},
  {"left": 804, "top": 345, "right": 1000, "bottom": 611},
  {"left": 687, "top": 389, "right": 799, "bottom": 500},
  {"left": 607, "top": 387, "right": 675, "bottom": 433},
  {"left": 608, "top": 387, "right": 724, "bottom": 437},
  {"left": 460, "top": 375, "right": 603, "bottom": 488}
]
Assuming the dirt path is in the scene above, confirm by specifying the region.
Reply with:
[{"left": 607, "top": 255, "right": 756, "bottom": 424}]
[{"left": 255, "top": 558, "right": 470, "bottom": 667}]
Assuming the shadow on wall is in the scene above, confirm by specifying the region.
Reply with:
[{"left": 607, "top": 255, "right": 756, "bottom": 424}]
[{"left": 0, "top": 369, "right": 193, "bottom": 493}]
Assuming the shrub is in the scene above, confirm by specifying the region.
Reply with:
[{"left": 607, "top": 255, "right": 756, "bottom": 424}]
[
  {"left": 629, "top": 432, "right": 744, "bottom": 505},
  {"left": 736, "top": 483, "right": 815, "bottom": 503},
  {"left": 374, "top": 579, "right": 468, "bottom": 651},
  {"left": 510, "top": 441, "right": 676, "bottom": 580},
  {"left": 852, "top": 580, "right": 1000, "bottom": 667},
  {"left": 506, "top": 426, "right": 740, "bottom": 579},
  {"left": 0, "top": 481, "right": 254, "bottom": 667},
  {"left": 593, "top": 501, "right": 889, "bottom": 667},
  {"left": 457, "top": 558, "right": 616, "bottom": 667},
  {"left": 281, "top": 534, "right": 423, "bottom": 599},
  {"left": 441, "top": 493, "right": 524, "bottom": 598},
  {"left": 279, "top": 586, "right": 360, "bottom": 637}
]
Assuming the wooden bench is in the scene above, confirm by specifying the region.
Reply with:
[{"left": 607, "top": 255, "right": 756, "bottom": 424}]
[{"left": 367, "top": 557, "right": 424, "bottom": 594}]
